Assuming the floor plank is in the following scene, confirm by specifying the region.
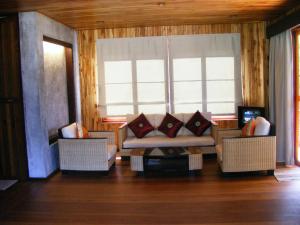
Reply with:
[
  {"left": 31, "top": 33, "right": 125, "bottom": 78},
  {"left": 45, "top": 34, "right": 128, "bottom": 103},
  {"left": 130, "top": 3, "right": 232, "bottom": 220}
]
[{"left": 1, "top": 158, "right": 300, "bottom": 225}]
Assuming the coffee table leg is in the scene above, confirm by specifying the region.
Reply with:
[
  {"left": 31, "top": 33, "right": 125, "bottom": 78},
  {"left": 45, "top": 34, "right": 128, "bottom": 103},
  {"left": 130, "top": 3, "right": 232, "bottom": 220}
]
[
  {"left": 189, "top": 153, "right": 203, "bottom": 171},
  {"left": 130, "top": 155, "right": 144, "bottom": 172}
]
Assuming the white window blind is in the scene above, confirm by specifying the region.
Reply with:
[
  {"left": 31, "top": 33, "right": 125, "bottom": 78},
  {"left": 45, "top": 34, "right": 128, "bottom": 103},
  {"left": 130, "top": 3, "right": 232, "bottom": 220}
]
[
  {"left": 97, "top": 36, "right": 168, "bottom": 116},
  {"left": 172, "top": 58, "right": 203, "bottom": 113},
  {"left": 168, "top": 34, "right": 241, "bottom": 115},
  {"left": 97, "top": 33, "right": 241, "bottom": 116}
]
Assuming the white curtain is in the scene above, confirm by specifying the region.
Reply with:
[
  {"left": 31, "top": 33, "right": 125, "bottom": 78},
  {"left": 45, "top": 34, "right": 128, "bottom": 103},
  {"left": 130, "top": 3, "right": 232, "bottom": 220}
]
[{"left": 269, "top": 30, "right": 294, "bottom": 165}]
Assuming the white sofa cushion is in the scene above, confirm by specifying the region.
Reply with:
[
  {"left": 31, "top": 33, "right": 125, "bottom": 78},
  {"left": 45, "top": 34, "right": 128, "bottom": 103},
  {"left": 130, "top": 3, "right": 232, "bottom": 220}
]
[
  {"left": 61, "top": 123, "right": 77, "bottom": 138},
  {"left": 254, "top": 117, "right": 270, "bottom": 136},
  {"left": 107, "top": 144, "right": 117, "bottom": 160},
  {"left": 123, "top": 135, "right": 215, "bottom": 148}
]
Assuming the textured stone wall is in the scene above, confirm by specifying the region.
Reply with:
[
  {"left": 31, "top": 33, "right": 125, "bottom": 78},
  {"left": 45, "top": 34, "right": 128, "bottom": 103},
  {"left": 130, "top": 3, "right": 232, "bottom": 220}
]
[
  {"left": 19, "top": 12, "right": 80, "bottom": 178},
  {"left": 43, "top": 42, "right": 68, "bottom": 138}
]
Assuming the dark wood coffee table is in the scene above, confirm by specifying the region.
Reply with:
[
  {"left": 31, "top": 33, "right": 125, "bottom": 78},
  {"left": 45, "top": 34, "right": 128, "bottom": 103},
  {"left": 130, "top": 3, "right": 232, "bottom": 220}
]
[{"left": 130, "top": 147, "right": 202, "bottom": 173}]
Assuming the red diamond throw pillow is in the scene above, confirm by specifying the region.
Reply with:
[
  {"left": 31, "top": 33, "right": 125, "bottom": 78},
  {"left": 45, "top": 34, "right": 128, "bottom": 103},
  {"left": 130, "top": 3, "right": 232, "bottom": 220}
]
[
  {"left": 158, "top": 113, "right": 184, "bottom": 138},
  {"left": 128, "top": 113, "right": 154, "bottom": 138},
  {"left": 185, "top": 111, "right": 211, "bottom": 136}
]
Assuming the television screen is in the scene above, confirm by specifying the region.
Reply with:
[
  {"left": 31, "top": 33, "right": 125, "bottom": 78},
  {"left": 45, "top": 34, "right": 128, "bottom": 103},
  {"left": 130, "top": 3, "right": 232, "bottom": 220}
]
[{"left": 238, "top": 106, "right": 265, "bottom": 128}]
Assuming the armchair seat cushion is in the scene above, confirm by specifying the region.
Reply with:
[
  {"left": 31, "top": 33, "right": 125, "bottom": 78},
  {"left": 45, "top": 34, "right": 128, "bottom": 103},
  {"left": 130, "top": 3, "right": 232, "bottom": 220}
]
[
  {"left": 123, "top": 135, "right": 215, "bottom": 148},
  {"left": 107, "top": 144, "right": 117, "bottom": 160}
]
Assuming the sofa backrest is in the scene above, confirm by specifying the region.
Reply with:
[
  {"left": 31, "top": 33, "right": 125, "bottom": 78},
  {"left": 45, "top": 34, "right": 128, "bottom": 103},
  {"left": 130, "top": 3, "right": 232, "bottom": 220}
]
[{"left": 126, "top": 113, "right": 212, "bottom": 137}]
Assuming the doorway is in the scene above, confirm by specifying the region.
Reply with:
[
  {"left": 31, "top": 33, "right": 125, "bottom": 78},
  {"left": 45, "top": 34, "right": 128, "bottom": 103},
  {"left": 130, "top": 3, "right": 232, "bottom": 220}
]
[
  {"left": 0, "top": 14, "right": 28, "bottom": 180},
  {"left": 294, "top": 30, "right": 300, "bottom": 166}
]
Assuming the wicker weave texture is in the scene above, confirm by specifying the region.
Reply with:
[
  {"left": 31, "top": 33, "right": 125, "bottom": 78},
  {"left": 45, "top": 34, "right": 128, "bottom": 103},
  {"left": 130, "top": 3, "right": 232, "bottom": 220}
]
[
  {"left": 118, "top": 125, "right": 129, "bottom": 156},
  {"left": 130, "top": 155, "right": 144, "bottom": 171},
  {"left": 221, "top": 136, "right": 276, "bottom": 172},
  {"left": 58, "top": 139, "right": 115, "bottom": 171},
  {"left": 130, "top": 150, "right": 203, "bottom": 172},
  {"left": 189, "top": 154, "right": 203, "bottom": 170},
  {"left": 216, "top": 129, "right": 242, "bottom": 145},
  {"left": 88, "top": 131, "right": 115, "bottom": 144}
]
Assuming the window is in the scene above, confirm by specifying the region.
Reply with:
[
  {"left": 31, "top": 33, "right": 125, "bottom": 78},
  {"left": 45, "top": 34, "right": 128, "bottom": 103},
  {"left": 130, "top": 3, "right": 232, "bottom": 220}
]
[
  {"left": 206, "top": 57, "right": 236, "bottom": 115},
  {"left": 171, "top": 57, "right": 237, "bottom": 115},
  {"left": 172, "top": 58, "right": 202, "bottom": 113},
  {"left": 100, "top": 59, "right": 167, "bottom": 116},
  {"left": 97, "top": 34, "right": 241, "bottom": 116},
  {"left": 136, "top": 60, "right": 167, "bottom": 114},
  {"left": 103, "top": 61, "right": 134, "bottom": 116}
]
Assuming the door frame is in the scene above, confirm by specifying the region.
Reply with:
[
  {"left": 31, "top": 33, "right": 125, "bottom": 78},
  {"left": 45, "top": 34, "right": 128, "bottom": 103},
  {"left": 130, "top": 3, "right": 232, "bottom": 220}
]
[
  {"left": 293, "top": 28, "right": 300, "bottom": 166},
  {"left": 0, "top": 14, "right": 29, "bottom": 180}
]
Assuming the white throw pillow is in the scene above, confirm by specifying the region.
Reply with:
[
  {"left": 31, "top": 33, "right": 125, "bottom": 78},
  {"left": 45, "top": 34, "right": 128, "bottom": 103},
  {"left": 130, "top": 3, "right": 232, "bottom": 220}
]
[
  {"left": 254, "top": 117, "right": 270, "bottom": 136},
  {"left": 61, "top": 123, "right": 77, "bottom": 138}
]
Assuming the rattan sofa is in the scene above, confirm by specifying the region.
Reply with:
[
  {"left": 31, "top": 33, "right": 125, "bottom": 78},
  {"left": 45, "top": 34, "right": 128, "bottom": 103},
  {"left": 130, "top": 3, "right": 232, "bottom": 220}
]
[
  {"left": 58, "top": 125, "right": 117, "bottom": 172},
  {"left": 215, "top": 127, "right": 276, "bottom": 174}
]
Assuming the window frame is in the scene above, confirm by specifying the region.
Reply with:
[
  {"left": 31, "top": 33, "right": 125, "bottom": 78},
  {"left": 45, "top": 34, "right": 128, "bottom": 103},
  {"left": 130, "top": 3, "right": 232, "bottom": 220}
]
[
  {"left": 205, "top": 56, "right": 241, "bottom": 115},
  {"left": 170, "top": 57, "right": 203, "bottom": 113},
  {"left": 135, "top": 59, "right": 169, "bottom": 114},
  {"left": 100, "top": 58, "right": 169, "bottom": 116}
]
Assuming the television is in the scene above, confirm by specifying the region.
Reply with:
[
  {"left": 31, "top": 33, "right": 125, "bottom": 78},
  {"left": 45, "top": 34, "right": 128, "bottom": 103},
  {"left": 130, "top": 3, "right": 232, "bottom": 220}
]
[{"left": 238, "top": 106, "right": 265, "bottom": 128}]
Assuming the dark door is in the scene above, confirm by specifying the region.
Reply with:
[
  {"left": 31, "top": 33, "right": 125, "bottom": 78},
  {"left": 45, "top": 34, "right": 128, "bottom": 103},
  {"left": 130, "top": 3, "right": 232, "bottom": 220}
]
[{"left": 0, "top": 14, "right": 28, "bottom": 180}]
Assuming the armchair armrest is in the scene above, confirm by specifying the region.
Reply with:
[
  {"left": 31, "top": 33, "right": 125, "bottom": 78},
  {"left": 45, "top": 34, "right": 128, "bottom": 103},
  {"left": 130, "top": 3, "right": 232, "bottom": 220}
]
[
  {"left": 216, "top": 129, "right": 241, "bottom": 145},
  {"left": 88, "top": 131, "right": 115, "bottom": 145},
  {"left": 118, "top": 124, "right": 128, "bottom": 150},
  {"left": 119, "top": 123, "right": 128, "bottom": 129},
  {"left": 211, "top": 121, "right": 218, "bottom": 141}
]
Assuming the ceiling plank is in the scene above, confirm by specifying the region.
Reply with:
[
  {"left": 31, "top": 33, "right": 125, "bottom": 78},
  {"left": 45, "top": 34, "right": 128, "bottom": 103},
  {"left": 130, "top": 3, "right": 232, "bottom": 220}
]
[{"left": 0, "top": 0, "right": 299, "bottom": 29}]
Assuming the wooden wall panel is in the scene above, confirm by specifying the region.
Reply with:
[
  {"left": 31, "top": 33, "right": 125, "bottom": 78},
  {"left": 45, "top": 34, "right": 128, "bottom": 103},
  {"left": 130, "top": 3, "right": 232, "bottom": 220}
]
[
  {"left": 94, "top": 122, "right": 124, "bottom": 148},
  {"left": 78, "top": 23, "right": 267, "bottom": 129},
  {"left": 78, "top": 30, "right": 98, "bottom": 129},
  {"left": 215, "top": 119, "right": 238, "bottom": 129},
  {"left": 241, "top": 22, "right": 267, "bottom": 107}
]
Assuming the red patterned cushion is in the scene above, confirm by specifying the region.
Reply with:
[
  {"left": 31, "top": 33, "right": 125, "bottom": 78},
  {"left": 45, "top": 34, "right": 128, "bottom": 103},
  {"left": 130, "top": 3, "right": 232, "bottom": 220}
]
[
  {"left": 185, "top": 111, "right": 211, "bottom": 136},
  {"left": 76, "top": 124, "right": 89, "bottom": 138},
  {"left": 128, "top": 113, "right": 154, "bottom": 138},
  {"left": 241, "top": 119, "right": 256, "bottom": 137},
  {"left": 158, "top": 113, "right": 183, "bottom": 138}
]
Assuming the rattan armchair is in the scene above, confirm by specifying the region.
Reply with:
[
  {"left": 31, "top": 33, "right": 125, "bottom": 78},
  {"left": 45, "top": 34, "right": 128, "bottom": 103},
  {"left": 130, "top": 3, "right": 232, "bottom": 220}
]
[
  {"left": 58, "top": 131, "right": 117, "bottom": 172},
  {"left": 216, "top": 127, "right": 276, "bottom": 174}
]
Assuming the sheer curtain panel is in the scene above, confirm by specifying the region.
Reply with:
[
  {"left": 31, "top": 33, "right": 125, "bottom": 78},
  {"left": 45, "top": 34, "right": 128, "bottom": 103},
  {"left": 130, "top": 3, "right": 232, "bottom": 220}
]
[{"left": 269, "top": 30, "right": 294, "bottom": 165}]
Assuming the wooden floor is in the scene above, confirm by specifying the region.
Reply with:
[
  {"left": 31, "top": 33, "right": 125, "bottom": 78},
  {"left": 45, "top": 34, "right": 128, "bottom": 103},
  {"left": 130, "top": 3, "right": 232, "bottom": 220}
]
[{"left": 1, "top": 158, "right": 300, "bottom": 225}]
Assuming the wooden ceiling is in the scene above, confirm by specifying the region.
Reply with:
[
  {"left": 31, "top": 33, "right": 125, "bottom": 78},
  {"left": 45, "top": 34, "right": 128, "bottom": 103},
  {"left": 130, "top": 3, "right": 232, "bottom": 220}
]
[{"left": 0, "top": 0, "right": 299, "bottom": 30}]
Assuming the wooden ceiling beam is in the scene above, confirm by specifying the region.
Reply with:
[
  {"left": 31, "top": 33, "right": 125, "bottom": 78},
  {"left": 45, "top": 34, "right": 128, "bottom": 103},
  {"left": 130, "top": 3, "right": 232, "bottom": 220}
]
[{"left": 267, "top": 5, "right": 300, "bottom": 38}]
